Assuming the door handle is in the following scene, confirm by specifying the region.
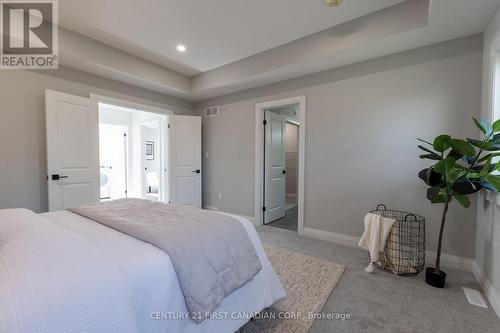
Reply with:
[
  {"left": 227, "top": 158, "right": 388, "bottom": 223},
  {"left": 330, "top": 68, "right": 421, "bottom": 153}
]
[
  {"left": 193, "top": 169, "right": 201, "bottom": 174},
  {"left": 51, "top": 174, "right": 68, "bottom": 180}
]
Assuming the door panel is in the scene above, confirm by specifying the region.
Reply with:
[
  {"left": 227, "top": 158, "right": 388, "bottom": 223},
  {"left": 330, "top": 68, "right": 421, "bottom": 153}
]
[
  {"left": 175, "top": 177, "right": 196, "bottom": 205},
  {"left": 264, "top": 111, "right": 286, "bottom": 224},
  {"left": 59, "top": 103, "right": 93, "bottom": 168},
  {"left": 62, "top": 183, "right": 94, "bottom": 208},
  {"left": 46, "top": 90, "right": 99, "bottom": 211},
  {"left": 169, "top": 115, "right": 201, "bottom": 208}
]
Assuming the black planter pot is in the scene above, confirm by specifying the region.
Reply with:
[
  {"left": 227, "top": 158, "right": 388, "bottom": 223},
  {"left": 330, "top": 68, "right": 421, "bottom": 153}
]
[{"left": 426, "top": 267, "right": 447, "bottom": 288}]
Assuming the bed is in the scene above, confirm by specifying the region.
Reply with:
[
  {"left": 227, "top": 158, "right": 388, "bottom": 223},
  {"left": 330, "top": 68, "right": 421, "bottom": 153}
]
[{"left": 0, "top": 204, "right": 286, "bottom": 333}]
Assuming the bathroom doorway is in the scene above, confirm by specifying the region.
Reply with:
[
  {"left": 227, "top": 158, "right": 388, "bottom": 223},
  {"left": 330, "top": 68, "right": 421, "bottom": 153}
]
[{"left": 98, "top": 102, "right": 168, "bottom": 203}]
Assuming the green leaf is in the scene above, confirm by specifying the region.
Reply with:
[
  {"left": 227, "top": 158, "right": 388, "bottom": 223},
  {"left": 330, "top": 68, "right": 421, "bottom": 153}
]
[
  {"left": 493, "top": 119, "right": 500, "bottom": 133},
  {"left": 485, "top": 175, "right": 500, "bottom": 191},
  {"left": 447, "top": 149, "right": 463, "bottom": 160},
  {"left": 418, "top": 145, "right": 441, "bottom": 160},
  {"left": 466, "top": 172, "right": 480, "bottom": 179},
  {"left": 450, "top": 139, "right": 475, "bottom": 157},
  {"left": 420, "top": 154, "right": 442, "bottom": 161},
  {"left": 443, "top": 158, "right": 457, "bottom": 182},
  {"left": 433, "top": 135, "right": 452, "bottom": 152},
  {"left": 431, "top": 188, "right": 450, "bottom": 204},
  {"left": 431, "top": 193, "right": 449, "bottom": 204},
  {"left": 417, "top": 138, "right": 434, "bottom": 146},
  {"left": 477, "top": 153, "right": 494, "bottom": 164},
  {"left": 467, "top": 139, "right": 500, "bottom": 151},
  {"left": 473, "top": 117, "right": 487, "bottom": 135},
  {"left": 479, "top": 157, "right": 492, "bottom": 177},
  {"left": 434, "top": 160, "right": 446, "bottom": 174},
  {"left": 418, "top": 145, "right": 437, "bottom": 155},
  {"left": 453, "top": 194, "right": 470, "bottom": 208}
]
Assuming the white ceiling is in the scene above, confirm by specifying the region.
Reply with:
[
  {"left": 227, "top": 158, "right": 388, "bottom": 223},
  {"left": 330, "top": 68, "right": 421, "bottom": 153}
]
[
  {"left": 59, "top": 0, "right": 405, "bottom": 76},
  {"left": 191, "top": 0, "right": 500, "bottom": 100},
  {"left": 56, "top": 0, "right": 500, "bottom": 101}
]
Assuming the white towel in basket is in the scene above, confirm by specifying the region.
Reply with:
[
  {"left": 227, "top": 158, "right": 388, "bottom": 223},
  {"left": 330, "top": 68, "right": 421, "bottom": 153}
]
[{"left": 359, "top": 213, "right": 396, "bottom": 273}]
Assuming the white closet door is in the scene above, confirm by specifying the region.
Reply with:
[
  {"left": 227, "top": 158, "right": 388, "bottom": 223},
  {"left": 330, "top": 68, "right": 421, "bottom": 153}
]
[
  {"left": 169, "top": 115, "right": 202, "bottom": 208},
  {"left": 46, "top": 90, "right": 100, "bottom": 211},
  {"left": 264, "top": 111, "right": 287, "bottom": 224}
]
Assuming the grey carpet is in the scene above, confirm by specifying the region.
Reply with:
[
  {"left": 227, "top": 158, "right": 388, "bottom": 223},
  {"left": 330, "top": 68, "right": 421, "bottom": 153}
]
[
  {"left": 255, "top": 226, "right": 500, "bottom": 333},
  {"left": 238, "top": 246, "right": 344, "bottom": 333},
  {"left": 267, "top": 206, "right": 298, "bottom": 232}
]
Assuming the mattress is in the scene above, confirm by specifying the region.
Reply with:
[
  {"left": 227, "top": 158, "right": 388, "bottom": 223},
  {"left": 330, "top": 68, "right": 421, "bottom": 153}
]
[{"left": 39, "top": 210, "right": 286, "bottom": 333}]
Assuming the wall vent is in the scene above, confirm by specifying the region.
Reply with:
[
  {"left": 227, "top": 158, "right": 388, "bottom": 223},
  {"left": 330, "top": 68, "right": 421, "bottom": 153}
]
[{"left": 204, "top": 106, "right": 220, "bottom": 117}]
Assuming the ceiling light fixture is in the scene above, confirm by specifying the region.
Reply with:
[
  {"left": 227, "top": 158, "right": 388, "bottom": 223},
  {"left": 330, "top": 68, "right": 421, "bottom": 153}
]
[
  {"left": 324, "top": 0, "right": 343, "bottom": 7},
  {"left": 176, "top": 44, "right": 186, "bottom": 52}
]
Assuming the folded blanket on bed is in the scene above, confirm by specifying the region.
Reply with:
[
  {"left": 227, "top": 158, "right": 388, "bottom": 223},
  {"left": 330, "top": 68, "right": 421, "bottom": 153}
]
[{"left": 69, "top": 199, "right": 262, "bottom": 323}]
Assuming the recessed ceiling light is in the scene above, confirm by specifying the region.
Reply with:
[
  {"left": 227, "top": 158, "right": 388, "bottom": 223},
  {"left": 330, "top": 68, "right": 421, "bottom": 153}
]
[
  {"left": 176, "top": 44, "right": 186, "bottom": 53},
  {"left": 324, "top": 0, "right": 343, "bottom": 7}
]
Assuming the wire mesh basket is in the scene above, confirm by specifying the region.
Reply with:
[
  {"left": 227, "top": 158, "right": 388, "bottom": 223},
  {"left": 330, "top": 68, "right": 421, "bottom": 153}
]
[{"left": 370, "top": 204, "right": 425, "bottom": 276}]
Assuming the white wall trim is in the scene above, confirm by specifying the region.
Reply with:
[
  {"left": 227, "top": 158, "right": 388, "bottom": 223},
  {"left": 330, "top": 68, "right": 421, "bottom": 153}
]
[
  {"left": 303, "top": 227, "right": 475, "bottom": 272},
  {"left": 473, "top": 261, "right": 500, "bottom": 318},
  {"left": 425, "top": 250, "right": 474, "bottom": 272},
  {"left": 89, "top": 93, "right": 174, "bottom": 115},
  {"left": 254, "top": 96, "right": 306, "bottom": 236},
  {"left": 303, "top": 227, "right": 360, "bottom": 248}
]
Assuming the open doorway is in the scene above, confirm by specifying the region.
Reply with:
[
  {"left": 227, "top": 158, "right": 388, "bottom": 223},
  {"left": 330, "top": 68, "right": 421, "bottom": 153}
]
[
  {"left": 98, "top": 102, "right": 168, "bottom": 203},
  {"left": 99, "top": 123, "right": 128, "bottom": 200},
  {"left": 45, "top": 90, "right": 202, "bottom": 211},
  {"left": 254, "top": 96, "right": 305, "bottom": 235}
]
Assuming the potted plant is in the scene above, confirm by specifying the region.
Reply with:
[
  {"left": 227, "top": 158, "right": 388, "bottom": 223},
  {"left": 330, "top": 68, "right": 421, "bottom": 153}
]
[{"left": 418, "top": 118, "right": 500, "bottom": 288}]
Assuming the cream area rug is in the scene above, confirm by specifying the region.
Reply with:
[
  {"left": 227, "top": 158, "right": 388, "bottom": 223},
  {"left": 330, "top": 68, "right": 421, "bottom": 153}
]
[{"left": 238, "top": 246, "right": 345, "bottom": 333}]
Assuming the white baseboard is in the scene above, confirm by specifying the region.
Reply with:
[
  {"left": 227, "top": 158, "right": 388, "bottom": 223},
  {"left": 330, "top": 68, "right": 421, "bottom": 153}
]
[
  {"left": 425, "top": 250, "right": 474, "bottom": 272},
  {"left": 473, "top": 262, "right": 500, "bottom": 318},
  {"left": 302, "top": 227, "right": 474, "bottom": 272},
  {"left": 303, "top": 227, "right": 360, "bottom": 248},
  {"left": 286, "top": 193, "right": 297, "bottom": 199},
  {"left": 204, "top": 205, "right": 219, "bottom": 211}
]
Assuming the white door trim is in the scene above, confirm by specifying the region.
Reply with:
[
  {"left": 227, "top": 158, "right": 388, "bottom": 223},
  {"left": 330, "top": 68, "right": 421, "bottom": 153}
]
[
  {"left": 89, "top": 93, "right": 174, "bottom": 116},
  {"left": 254, "top": 96, "right": 306, "bottom": 236},
  {"left": 90, "top": 93, "right": 172, "bottom": 203}
]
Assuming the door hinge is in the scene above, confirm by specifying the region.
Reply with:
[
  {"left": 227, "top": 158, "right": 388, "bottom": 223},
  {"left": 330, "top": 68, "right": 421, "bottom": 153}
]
[
  {"left": 262, "top": 206, "right": 267, "bottom": 212},
  {"left": 263, "top": 120, "right": 267, "bottom": 126}
]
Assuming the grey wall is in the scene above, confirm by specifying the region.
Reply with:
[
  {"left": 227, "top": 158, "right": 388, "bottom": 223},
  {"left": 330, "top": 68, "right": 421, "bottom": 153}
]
[
  {"left": 196, "top": 35, "right": 483, "bottom": 259},
  {"left": 476, "top": 2, "right": 500, "bottom": 315},
  {"left": 0, "top": 67, "right": 193, "bottom": 213}
]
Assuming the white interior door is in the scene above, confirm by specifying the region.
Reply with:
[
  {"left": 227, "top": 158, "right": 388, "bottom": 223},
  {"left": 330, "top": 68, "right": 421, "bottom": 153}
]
[
  {"left": 264, "top": 111, "right": 286, "bottom": 224},
  {"left": 46, "top": 90, "right": 99, "bottom": 211},
  {"left": 169, "top": 115, "right": 202, "bottom": 208}
]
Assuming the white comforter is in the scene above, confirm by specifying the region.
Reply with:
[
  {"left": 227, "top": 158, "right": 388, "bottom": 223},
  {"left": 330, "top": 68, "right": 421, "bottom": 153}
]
[{"left": 0, "top": 208, "right": 285, "bottom": 333}]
